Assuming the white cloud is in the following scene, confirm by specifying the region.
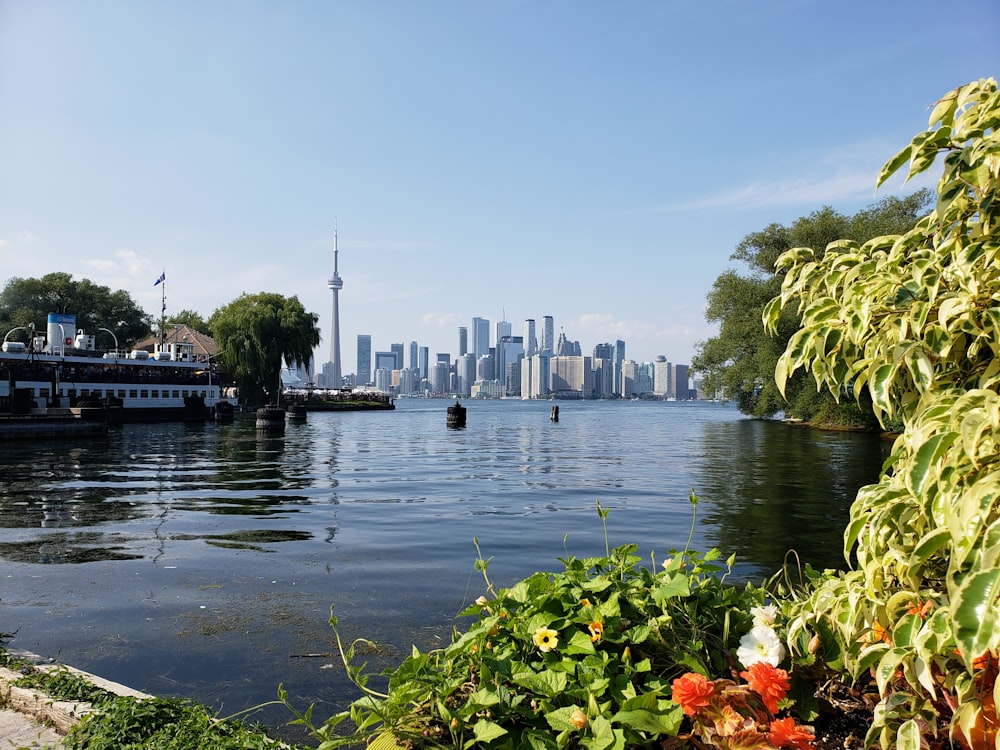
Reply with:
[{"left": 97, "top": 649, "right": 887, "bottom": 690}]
[
  {"left": 18, "top": 230, "right": 38, "bottom": 242},
  {"left": 661, "top": 139, "right": 938, "bottom": 213}
]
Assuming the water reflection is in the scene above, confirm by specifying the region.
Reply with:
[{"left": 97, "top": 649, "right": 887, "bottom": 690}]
[{"left": 694, "top": 419, "right": 889, "bottom": 577}]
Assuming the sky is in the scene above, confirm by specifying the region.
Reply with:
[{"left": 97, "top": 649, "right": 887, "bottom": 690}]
[{"left": 1, "top": 1, "right": 998, "bottom": 373}]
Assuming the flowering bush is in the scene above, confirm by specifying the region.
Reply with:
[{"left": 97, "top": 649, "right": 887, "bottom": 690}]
[
  {"left": 282, "top": 499, "right": 820, "bottom": 749},
  {"left": 666, "top": 664, "right": 815, "bottom": 749}
]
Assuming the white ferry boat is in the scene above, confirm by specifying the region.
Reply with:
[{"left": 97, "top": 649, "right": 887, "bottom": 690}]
[{"left": 1, "top": 313, "right": 230, "bottom": 422}]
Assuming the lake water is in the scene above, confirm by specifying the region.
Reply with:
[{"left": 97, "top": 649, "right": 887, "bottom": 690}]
[{"left": 0, "top": 399, "right": 888, "bottom": 739}]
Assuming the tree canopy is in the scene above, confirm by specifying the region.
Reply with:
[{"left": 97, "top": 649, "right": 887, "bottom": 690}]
[
  {"left": 166, "top": 309, "right": 211, "bottom": 336},
  {"left": 692, "top": 192, "right": 931, "bottom": 426},
  {"left": 0, "top": 272, "right": 153, "bottom": 348},
  {"left": 770, "top": 78, "right": 1000, "bottom": 747},
  {"left": 208, "top": 292, "right": 320, "bottom": 407}
]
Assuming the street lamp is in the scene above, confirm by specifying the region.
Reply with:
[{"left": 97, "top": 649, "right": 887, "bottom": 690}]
[{"left": 97, "top": 327, "right": 119, "bottom": 357}]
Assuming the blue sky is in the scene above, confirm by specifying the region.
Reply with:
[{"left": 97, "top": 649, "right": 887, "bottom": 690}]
[{"left": 1, "top": 1, "right": 997, "bottom": 371}]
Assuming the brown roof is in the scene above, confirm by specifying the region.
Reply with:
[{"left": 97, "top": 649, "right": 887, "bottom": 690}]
[{"left": 133, "top": 325, "right": 218, "bottom": 358}]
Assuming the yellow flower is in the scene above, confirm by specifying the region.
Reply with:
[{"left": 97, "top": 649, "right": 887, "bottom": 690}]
[
  {"left": 580, "top": 598, "right": 592, "bottom": 607},
  {"left": 587, "top": 621, "right": 604, "bottom": 643},
  {"left": 532, "top": 626, "right": 559, "bottom": 652},
  {"left": 569, "top": 708, "right": 588, "bottom": 729}
]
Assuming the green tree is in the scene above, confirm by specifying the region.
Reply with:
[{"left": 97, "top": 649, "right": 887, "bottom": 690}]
[
  {"left": 692, "top": 193, "right": 931, "bottom": 426},
  {"left": 166, "top": 309, "right": 211, "bottom": 336},
  {"left": 0, "top": 272, "right": 153, "bottom": 348},
  {"left": 208, "top": 292, "right": 320, "bottom": 407},
  {"left": 769, "top": 78, "right": 1000, "bottom": 747}
]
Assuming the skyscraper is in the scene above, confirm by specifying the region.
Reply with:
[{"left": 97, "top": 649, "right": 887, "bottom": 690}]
[
  {"left": 471, "top": 317, "right": 490, "bottom": 360},
  {"left": 409, "top": 341, "right": 418, "bottom": 372},
  {"left": 458, "top": 326, "right": 468, "bottom": 357},
  {"left": 524, "top": 319, "right": 536, "bottom": 356},
  {"left": 541, "top": 316, "right": 554, "bottom": 355},
  {"left": 327, "top": 227, "right": 344, "bottom": 386},
  {"left": 356, "top": 334, "right": 371, "bottom": 386}
]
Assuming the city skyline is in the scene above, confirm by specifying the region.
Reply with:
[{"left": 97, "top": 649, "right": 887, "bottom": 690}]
[{"left": 3, "top": 3, "right": 996, "bottom": 369}]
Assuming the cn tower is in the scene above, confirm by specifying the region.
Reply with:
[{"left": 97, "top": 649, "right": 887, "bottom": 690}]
[{"left": 327, "top": 227, "right": 343, "bottom": 387}]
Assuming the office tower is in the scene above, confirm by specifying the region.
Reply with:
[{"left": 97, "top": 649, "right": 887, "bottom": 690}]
[
  {"left": 477, "top": 354, "right": 495, "bottom": 381},
  {"left": 614, "top": 340, "right": 626, "bottom": 395},
  {"left": 430, "top": 361, "right": 449, "bottom": 394},
  {"left": 524, "top": 319, "right": 536, "bottom": 356},
  {"left": 458, "top": 326, "right": 468, "bottom": 357},
  {"left": 457, "top": 353, "right": 475, "bottom": 396},
  {"left": 654, "top": 356, "right": 673, "bottom": 397},
  {"left": 391, "top": 342, "right": 404, "bottom": 371},
  {"left": 621, "top": 359, "right": 637, "bottom": 397},
  {"left": 356, "top": 334, "right": 372, "bottom": 386},
  {"left": 495, "top": 319, "right": 511, "bottom": 348},
  {"left": 593, "top": 342, "right": 613, "bottom": 360},
  {"left": 672, "top": 364, "right": 690, "bottom": 400},
  {"left": 327, "top": 228, "right": 344, "bottom": 386},
  {"left": 418, "top": 346, "right": 429, "bottom": 380},
  {"left": 541, "top": 316, "right": 554, "bottom": 355},
  {"left": 500, "top": 336, "right": 524, "bottom": 396},
  {"left": 409, "top": 341, "right": 418, "bottom": 372},
  {"left": 471, "top": 317, "right": 490, "bottom": 360},
  {"left": 375, "top": 351, "right": 397, "bottom": 372}
]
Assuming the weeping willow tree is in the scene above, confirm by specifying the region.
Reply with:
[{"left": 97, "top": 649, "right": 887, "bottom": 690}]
[{"left": 208, "top": 292, "right": 320, "bottom": 407}]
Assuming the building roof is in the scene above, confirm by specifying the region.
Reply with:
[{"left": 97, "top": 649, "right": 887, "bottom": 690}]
[{"left": 133, "top": 325, "right": 218, "bottom": 358}]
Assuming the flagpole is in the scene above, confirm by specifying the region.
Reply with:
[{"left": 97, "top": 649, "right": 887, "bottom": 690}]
[{"left": 158, "top": 270, "right": 166, "bottom": 348}]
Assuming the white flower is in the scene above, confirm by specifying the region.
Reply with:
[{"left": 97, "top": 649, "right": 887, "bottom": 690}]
[
  {"left": 737, "top": 625, "right": 786, "bottom": 667},
  {"left": 750, "top": 604, "right": 778, "bottom": 628}
]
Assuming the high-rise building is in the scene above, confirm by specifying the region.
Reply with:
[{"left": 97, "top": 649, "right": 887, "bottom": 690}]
[
  {"left": 391, "top": 342, "right": 404, "bottom": 371},
  {"left": 327, "top": 227, "right": 344, "bottom": 386},
  {"left": 356, "top": 334, "right": 372, "bottom": 386},
  {"left": 672, "top": 364, "right": 690, "bottom": 400},
  {"left": 471, "top": 317, "right": 490, "bottom": 360},
  {"left": 654, "top": 356, "right": 673, "bottom": 397},
  {"left": 458, "top": 326, "right": 468, "bottom": 357},
  {"left": 418, "top": 347, "right": 429, "bottom": 380},
  {"left": 541, "top": 316, "right": 554, "bottom": 355},
  {"left": 409, "top": 341, "right": 418, "bottom": 372},
  {"left": 457, "top": 353, "right": 475, "bottom": 396},
  {"left": 524, "top": 319, "right": 536, "bottom": 356}
]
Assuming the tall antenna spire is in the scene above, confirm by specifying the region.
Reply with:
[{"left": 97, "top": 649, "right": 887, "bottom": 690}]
[{"left": 328, "top": 222, "right": 344, "bottom": 387}]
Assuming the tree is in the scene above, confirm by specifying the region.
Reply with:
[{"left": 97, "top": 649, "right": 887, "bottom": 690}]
[
  {"left": 692, "top": 193, "right": 931, "bottom": 426},
  {"left": 208, "top": 292, "right": 320, "bottom": 407},
  {"left": 0, "top": 272, "right": 153, "bottom": 348},
  {"left": 166, "top": 309, "right": 211, "bottom": 336},
  {"left": 769, "top": 78, "right": 1000, "bottom": 747}
]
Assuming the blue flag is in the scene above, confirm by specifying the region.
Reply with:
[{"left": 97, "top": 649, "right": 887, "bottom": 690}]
[{"left": 154, "top": 272, "right": 165, "bottom": 286}]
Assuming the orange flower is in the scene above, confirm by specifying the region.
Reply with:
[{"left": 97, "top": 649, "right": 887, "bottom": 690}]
[
  {"left": 872, "top": 620, "right": 891, "bottom": 644},
  {"left": 587, "top": 621, "right": 604, "bottom": 642},
  {"left": 905, "top": 600, "right": 933, "bottom": 619},
  {"left": 569, "top": 708, "right": 588, "bottom": 729},
  {"left": 580, "top": 598, "right": 592, "bottom": 607},
  {"left": 739, "top": 662, "right": 790, "bottom": 714},
  {"left": 671, "top": 672, "right": 715, "bottom": 716},
  {"left": 768, "top": 717, "right": 815, "bottom": 749}
]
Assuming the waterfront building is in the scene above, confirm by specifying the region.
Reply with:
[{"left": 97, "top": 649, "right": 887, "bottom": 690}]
[
  {"left": 418, "top": 346, "right": 429, "bottom": 380},
  {"left": 409, "top": 341, "right": 418, "bottom": 372},
  {"left": 593, "top": 357, "right": 613, "bottom": 397},
  {"left": 457, "top": 353, "right": 475, "bottom": 397},
  {"left": 375, "top": 351, "right": 397, "bottom": 373},
  {"left": 672, "top": 363, "right": 690, "bottom": 400},
  {"left": 499, "top": 336, "right": 524, "bottom": 396},
  {"left": 477, "top": 354, "right": 495, "bottom": 382},
  {"left": 524, "top": 319, "right": 536, "bottom": 356},
  {"left": 635, "top": 362, "right": 655, "bottom": 397},
  {"left": 621, "top": 359, "right": 637, "bottom": 397},
  {"left": 471, "top": 379, "right": 504, "bottom": 399},
  {"left": 458, "top": 327, "right": 468, "bottom": 357},
  {"left": 550, "top": 355, "right": 591, "bottom": 397},
  {"left": 653, "top": 356, "right": 673, "bottom": 398},
  {"left": 614, "top": 340, "right": 626, "bottom": 396},
  {"left": 398, "top": 367, "right": 415, "bottom": 395},
  {"left": 471, "top": 317, "right": 490, "bottom": 360},
  {"left": 505, "top": 359, "right": 522, "bottom": 397},
  {"left": 391, "top": 342, "right": 404, "bottom": 371},
  {"left": 374, "top": 367, "right": 392, "bottom": 393},
  {"left": 357, "top": 334, "right": 372, "bottom": 386},
  {"left": 327, "top": 227, "right": 344, "bottom": 387},
  {"left": 541, "top": 316, "right": 554, "bottom": 355},
  {"left": 430, "top": 361, "right": 449, "bottom": 394}
]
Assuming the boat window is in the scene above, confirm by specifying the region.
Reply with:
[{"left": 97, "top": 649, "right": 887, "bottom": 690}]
[
  {"left": 118, "top": 389, "right": 126, "bottom": 398},
  {"left": 140, "top": 390, "right": 148, "bottom": 399},
  {"left": 129, "top": 390, "right": 138, "bottom": 399},
  {"left": 151, "top": 390, "right": 159, "bottom": 398},
  {"left": 172, "top": 390, "right": 180, "bottom": 398}
]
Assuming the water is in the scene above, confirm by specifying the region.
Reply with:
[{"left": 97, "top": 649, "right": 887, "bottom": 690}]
[{"left": 0, "top": 399, "right": 888, "bottom": 738}]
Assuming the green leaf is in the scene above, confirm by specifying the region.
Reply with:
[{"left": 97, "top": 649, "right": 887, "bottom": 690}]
[
  {"left": 472, "top": 719, "right": 508, "bottom": 743},
  {"left": 512, "top": 669, "right": 567, "bottom": 698},
  {"left": 951, "top": 567, "right": 1000, "bottom": 667}
]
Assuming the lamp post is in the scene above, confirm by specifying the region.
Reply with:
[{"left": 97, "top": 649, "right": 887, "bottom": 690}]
[{"left": 97, "top": 327, "right": 119, "bottom": 357}]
